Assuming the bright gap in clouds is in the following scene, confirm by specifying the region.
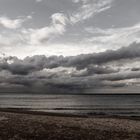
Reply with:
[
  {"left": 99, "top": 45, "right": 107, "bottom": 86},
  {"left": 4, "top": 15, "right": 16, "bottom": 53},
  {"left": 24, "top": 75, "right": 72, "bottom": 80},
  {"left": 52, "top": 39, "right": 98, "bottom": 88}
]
[
  {"left": 0, "top": 0, "right": 117, "bottom": 58},
  {"left": 0, "top": 0, "right": 140, "bottom": 59}
]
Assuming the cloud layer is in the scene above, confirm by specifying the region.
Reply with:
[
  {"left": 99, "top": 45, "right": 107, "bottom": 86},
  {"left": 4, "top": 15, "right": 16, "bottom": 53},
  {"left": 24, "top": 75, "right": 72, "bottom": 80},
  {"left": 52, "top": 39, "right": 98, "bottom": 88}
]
[{"left": 0, "top": 43, "right": 140, "bottom": 93}]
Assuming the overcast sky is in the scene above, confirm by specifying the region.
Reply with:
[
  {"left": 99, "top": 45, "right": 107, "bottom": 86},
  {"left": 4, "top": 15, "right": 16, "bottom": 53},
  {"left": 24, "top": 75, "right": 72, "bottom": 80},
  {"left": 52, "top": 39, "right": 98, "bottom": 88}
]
[{"left": 0, "top": 0, "right": 140, "bottom": 93}]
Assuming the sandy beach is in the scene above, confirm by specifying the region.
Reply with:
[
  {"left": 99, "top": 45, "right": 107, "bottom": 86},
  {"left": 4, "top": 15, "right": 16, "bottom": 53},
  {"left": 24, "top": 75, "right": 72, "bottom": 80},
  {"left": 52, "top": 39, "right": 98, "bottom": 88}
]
[{"left": 0, "top": 110, "right": 139, "bottom": 140}]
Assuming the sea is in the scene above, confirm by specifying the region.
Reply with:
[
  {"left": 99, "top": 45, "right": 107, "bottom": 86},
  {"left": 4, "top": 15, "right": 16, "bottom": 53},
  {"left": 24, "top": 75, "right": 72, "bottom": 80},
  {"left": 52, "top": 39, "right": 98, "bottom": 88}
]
[{"left": 0, "top": 94, "right": 140, "bottom": 117}]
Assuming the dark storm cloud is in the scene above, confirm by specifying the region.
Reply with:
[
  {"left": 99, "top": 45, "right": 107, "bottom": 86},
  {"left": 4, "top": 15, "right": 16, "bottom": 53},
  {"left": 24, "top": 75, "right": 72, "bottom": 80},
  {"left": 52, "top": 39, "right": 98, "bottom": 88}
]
[
  {"left": 0, "top": 43, "right": 140, "bottom": 92},
  {"left": 1, "top": 42, "right": 139, "bottom": 75},
  {"left": 99, "top": 71, "right": 140, "bottom": 81},
  {"left": 84, "top": 65, "right": 118, "bottom": 75},
  {"left": 11, "top": 42, "right": 137, "bottom": 71},
  {"left": 0, "top": 69, "right": 137, "bottom": 93},
  {"left": 0, "top": 42, "right": 139, "bottom": 76},
  {"left": 62, "top": 42, "right": 140, "bottom": 69},
  {"left": 131, "top": 68, "right": 140, "bottom": 72},
  {"left": 0, "top": 71, "right": 129, "bottom": 93},
  {"left": 0, "top": 55, "right": 47, "bottom": 75},
  {"left": 71, "top": 65, "right": 118, "bottom": 77}
]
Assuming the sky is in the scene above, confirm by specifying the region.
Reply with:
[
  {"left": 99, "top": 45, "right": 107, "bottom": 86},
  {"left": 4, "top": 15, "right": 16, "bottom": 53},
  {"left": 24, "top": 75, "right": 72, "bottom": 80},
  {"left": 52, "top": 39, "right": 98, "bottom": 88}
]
[{"left": 0, "top": 0, "right": 140, "bottom": 93}]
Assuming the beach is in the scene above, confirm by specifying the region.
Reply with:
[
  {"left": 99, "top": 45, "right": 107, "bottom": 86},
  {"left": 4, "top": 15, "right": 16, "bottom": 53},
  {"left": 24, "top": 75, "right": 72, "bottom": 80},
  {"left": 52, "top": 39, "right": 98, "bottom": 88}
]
[{"left": 0, "top": 110, "right": 140, "bottom": 140}]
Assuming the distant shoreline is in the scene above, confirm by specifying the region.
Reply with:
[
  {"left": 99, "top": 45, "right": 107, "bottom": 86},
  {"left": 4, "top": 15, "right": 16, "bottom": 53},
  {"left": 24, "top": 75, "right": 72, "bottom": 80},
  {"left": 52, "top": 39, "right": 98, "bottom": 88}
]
[
  {"left": 0, "top": 108, "right": 140, "bottom": 121},
  {"left": 0, "top": 92, "right": 140, "bottom": 95}
]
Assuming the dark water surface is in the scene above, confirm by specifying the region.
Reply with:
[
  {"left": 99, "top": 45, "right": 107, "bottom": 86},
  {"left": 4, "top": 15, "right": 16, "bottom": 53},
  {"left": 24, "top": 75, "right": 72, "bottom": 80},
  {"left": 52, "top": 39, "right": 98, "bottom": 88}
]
[{"left": 0, "top": 94, "right": 140, "bottom": 116}]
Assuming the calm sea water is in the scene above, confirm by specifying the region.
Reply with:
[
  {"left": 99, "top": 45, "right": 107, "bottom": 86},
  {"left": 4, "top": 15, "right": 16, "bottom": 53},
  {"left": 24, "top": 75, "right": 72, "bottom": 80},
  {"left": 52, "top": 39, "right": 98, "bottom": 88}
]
[{"left": 0, "top": 94, "right": 140, "bottom": 116}]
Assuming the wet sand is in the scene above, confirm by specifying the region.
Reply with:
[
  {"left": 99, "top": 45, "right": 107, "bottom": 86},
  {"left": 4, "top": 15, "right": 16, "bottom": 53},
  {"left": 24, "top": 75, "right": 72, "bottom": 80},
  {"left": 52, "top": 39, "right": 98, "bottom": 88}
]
[{"left": 0, "top": 110, "right": 140, "bottom": 140}]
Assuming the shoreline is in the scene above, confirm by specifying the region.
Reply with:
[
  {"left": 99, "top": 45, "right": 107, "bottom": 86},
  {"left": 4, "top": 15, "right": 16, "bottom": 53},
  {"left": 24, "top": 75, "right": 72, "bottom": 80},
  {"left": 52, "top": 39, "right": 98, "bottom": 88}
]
[
  {"left": 0, "top": 92, "right": 140, "bottom": 95},
  {"left": 0, "top": 108, "right": 140, "bottom": 120}
]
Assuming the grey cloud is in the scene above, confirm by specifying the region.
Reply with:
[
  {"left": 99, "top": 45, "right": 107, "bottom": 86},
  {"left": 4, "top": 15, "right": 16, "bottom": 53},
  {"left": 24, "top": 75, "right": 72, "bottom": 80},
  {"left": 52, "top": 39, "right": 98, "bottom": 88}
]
[
  {"left": 63, "top": 42, "right": 140, "bottom": 69},
  {"left": 0, "top": 55, "right": 47, "bottom": 75},
  {"left": 98, "top": 71, "right": 140, "bottom": 82},
  {"left": 22, "top": 42, "right": 140, "bottom": 70},
  {"left": 72, "top": 65, "right": 118, "bottom": 77},
  {"left": 24, "top": 42, "right": 139, "bottom": 70},
  {"left": 131, "top": 67, "right": 140, "bottom": 72},
  {"left": 86, "top": 65, "right": 118, "bottom": 75},
  {"left": 0, "top": 43, "right": 140, "bottom": 93},
  {"left": 0, "top": 42, "right": 140, "bottom": 75}
]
